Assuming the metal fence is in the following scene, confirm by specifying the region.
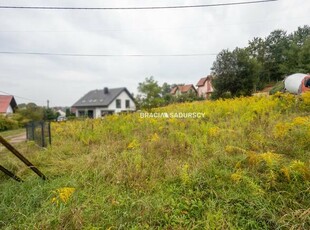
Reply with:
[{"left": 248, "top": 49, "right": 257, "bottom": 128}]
[{"left": 25, "top": 121, "right": 51, "bottom": 147}]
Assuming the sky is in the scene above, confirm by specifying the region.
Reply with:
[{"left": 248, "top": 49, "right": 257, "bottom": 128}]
[{"left": 0, "top": 0, "right": 309, "bottom": 107}]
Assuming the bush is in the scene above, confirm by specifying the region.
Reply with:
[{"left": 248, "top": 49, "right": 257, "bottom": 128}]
[
  {"left": 210, "top": 90, "right": 232, "bottom": 100},
  {"left": 0, "top": 116, "right": 19, "bottom": 131},
  {"left": 269, "top": 81, "right": 285, "bottom": 95}
]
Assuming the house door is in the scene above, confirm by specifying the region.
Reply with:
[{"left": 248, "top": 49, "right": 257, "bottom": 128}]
[{"left": 87, "top": 110, "right": 94, "bottom": 118}]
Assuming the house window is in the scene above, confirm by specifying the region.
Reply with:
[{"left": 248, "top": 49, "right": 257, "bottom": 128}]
[
  {"left": 78, "top": 110, "right": 85, "bottom": 117},
  {"left": 125, "top": 100, "right": 130, "bottom": 108},
  {"left": 116, "top": 99, "right": 121, "bottom": 108},
  {"left": 101, "top": 110, "right": 114, "bottom": 117}
]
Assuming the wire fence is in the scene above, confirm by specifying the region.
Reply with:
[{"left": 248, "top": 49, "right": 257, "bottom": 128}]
[{"left": 25, "top": 121, "right": 51, "bottom": 147}]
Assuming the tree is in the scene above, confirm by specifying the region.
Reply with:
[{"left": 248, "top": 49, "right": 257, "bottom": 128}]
[
  {"left": 161, "top": 82, "right": 171, "bottom": 97},
  {"left": 211, "top": 48, "right": 259, "bottom": 98},
  {"left": 161, "top": 82, "right": 173, "bottom": 105},
  {"left": 17, "top": 103, "right": 27, "bottom": 109},
  {"left": 297, "top": 38, "right": 310, "bottom": 73},
  {"left": 247, "top": 37, "right": 267, "bottom": 89},
  {"left": 211, "top": 26, "right": 309, "bottom": 98},
  {"left": 43, "top": 108, "right": 57, "bottom": 121},
  {"left": 136, "top": 76, "right": 164, "bottom": 109},
  {"left": 290, "top": 25, "right": 310, "bottom": 46},
  {"left": 281, "top": 26, "right": 310, "bottom": 74},
  {"left": 264, "top": 30, "right": 290, "bottom": 81},
  {"left": 14, "top": 103, "right": 44, "bottom": 125}
]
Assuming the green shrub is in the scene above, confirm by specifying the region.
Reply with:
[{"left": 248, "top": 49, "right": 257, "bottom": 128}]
[
  {"left": 269, "top": 81, "right": 285, "bottom": 95},
  {"left": 0, "top": 116, "right": 19, "bottom": 131}
]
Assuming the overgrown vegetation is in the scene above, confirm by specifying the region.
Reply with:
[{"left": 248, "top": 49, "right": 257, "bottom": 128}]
[
  {"left": 0, "top": 93, "right": 309, "bottom": 229},
  {"left": 212, "top": 25, "right": 310, "bottom": 98},
  {"left": 270, "top": 81, "right": 285, "bottom": 95},
  {"left": 0, "top": 116, "right": 19, "bottom": 131},
  {"left": 135, "top": 26, "right": 310, "bottom": 107},
  {"left": 0, "top": 103, "right": 61, "bottom": 132}
]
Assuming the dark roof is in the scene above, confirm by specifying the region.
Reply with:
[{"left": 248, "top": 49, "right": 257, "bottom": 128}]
[
  {"left": 196, "top": 75, "right": 212, "bottom": 86},
  {"left": 0, "top": 95, "right": 17, "bottom": 113},
  {"left": 72, "top": 87, "right": 134, "bottom": 108}
]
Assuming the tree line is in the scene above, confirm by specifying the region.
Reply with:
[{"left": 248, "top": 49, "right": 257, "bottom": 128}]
[
  {"left": 135, "top": 76, "right": 203, "bottom": 110},
  {"left": 136, "top": 25, "right": 310, "bottom": 108},
  {"left": 0, "top": 103, "right": 70, "bottom": 131},
  {"left": 211, "top": 25, "right": 310, "bottom": 98}
]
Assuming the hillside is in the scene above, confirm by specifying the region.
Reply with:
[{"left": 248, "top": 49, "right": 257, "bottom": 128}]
[{"left": 1, "top": 93, "right": 310, "bottom": 229}]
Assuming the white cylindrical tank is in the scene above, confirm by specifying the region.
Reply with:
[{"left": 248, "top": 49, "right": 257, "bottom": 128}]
[{"left": 284, "top": 73, "right": 307, "bottom": 94}]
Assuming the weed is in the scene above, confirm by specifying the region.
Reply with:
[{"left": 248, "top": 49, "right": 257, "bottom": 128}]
[{"left": 1, "top": 93, "right": 310, "bottom": 228}]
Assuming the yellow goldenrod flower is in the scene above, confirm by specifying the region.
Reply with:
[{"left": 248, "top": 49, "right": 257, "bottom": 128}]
[
  {"left": 51, "top": 187, "right": 75, "bottom": 205},
  {"left": 127, "top": 139, "right": 140, "bottom": 150}
]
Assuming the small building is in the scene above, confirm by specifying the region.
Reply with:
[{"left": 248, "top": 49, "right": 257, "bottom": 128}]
[
  {"left": 72, "top": 87, "right": 136, "bottom": 118},
  {"left": 196, "top": 76, "right": 214, "bottom": 98},
  {"left": 0, "top": 95, "right": 17, "bottom": 115},
  {"left": 170, "top": 84, "right": 197, "bottom": 97}
]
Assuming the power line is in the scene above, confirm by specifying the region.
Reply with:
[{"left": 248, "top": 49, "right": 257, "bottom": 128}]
[
  {"left": 0, "top": 51, "right": 218, "bottom": 57},
  {"left": 0, "top": 0, "right": 278, "bottom": 11},
  {"left": 0, "top": 90, "right": 45, "bottom": 104}
]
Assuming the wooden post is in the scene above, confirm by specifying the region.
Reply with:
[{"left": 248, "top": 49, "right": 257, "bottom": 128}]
[
  {"left": 41, "top": 121, "right": 45, "bottom": 147},
  {"left": 26, "top": 124, "right": 29, "bottom": 140},
  {"left": 0, "top": 135, "right": 47, "bottom": 180},
  {"left": 0, "top": 165, "right": 23, "bottom": 182},
  {"left": 48, "top": 122, "right": 52, "bottom": 145},
  {"left": 31, "top": 122, "right": 35, "bottom": 140}
]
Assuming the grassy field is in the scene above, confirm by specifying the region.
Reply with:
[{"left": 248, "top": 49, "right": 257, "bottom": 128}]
[{"left": 0, "top": 93, "right": 310, "bottom": 229}]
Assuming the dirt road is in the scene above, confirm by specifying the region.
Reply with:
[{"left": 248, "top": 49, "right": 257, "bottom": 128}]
[
  {"left": 0, "top": 132, "right": 26, "bottom": 152},
  {"left": 7, "top": 133, "right": 27, "bottom": 144}
]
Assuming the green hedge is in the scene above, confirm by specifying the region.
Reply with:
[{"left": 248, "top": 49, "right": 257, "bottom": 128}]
[{"left": 0, "top": 116, "right": 19, "bottom": 131}]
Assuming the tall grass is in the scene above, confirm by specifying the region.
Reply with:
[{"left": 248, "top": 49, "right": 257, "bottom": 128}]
[{"left": 0, "top": 92, "right": 309, "bottom": 229}]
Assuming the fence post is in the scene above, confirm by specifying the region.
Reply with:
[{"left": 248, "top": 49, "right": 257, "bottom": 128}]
[
  {"left": 0, "top": 165, "right": 23, "bottom": 182},
  {"left": 31, "top": 122, "right": 35, "bottom": 141},
  {"left": 26, "top": 124, "right": 29, "bottom": 140},
  {"left": 41, "top": 121, "right": 45, "bottom": 147},
  {"left": 48, "top": 122, "right": 52, "bottom": 145},
  {"left": 26, "top": 121, "right": 52, "bottom": 148}
]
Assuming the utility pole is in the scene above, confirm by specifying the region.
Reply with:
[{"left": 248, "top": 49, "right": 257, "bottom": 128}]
[{"left": 47, "top": 100, "right": 49, "bottom": 108}]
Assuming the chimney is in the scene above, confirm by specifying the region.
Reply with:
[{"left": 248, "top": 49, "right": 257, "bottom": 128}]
[{"left": 103, "top": 87, "right": 109, "bottom": 94}]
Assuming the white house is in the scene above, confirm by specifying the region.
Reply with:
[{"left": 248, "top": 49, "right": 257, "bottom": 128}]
[{"left": 72, "top": 87, "right": 136, "bottom": 118}]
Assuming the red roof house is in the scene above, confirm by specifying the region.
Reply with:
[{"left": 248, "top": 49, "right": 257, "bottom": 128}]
[
  {"left": 196, "top": 75, "right": 214, "bottom": 98},
  {"left": 170, "top": 84, "right": 197, "bottom": 96},
  {"left": 0, "top": 95, "right": 17, "bottom": 115}
]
